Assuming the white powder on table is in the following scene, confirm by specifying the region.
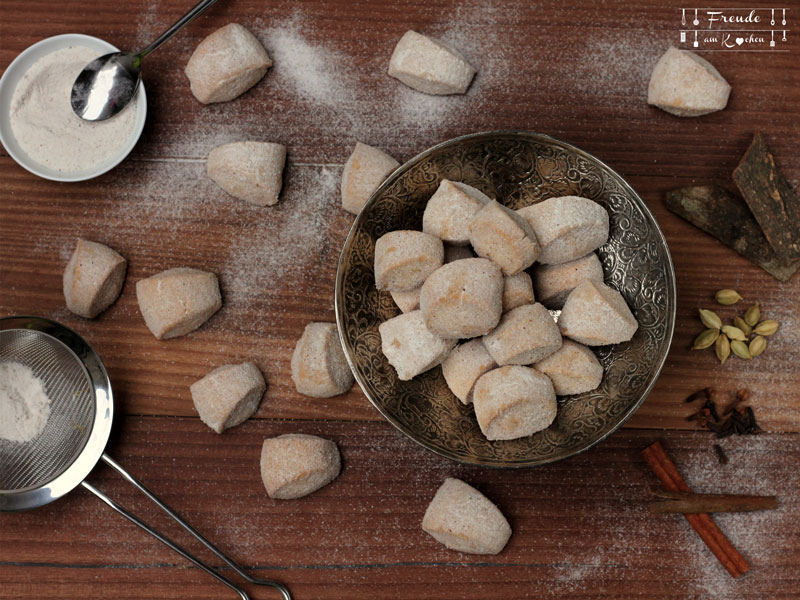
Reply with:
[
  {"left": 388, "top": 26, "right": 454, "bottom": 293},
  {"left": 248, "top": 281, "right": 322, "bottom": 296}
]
[
  {"left": 9, "top": 45, "right": 138, "bottom": 174},
  {"left": 0, "top": 361, "right": 52, "bottom": 443}
]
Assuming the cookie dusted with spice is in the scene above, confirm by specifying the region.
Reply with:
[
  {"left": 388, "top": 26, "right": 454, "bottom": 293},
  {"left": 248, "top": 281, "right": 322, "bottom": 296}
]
[
  {"left": 647, "top": 47, "right": 730, "bottom": 117},
  {"left": 374, "top": 230, "right": 444, "bottom": 291},
  {"left": 136, "top": 267, "right": 222, "bottom": 340},
  {"left": 534, "top": 340, "right": 603, "bottom": 396},
  {"left": 420, "top": 258, "right": 504, "bottom": 339},
  {"left": 468, "top": 200, "right": 541, "bottom": 275},
  {"left": 291, "top": 322, "right": 354, "bottom": 398},
  {"left": 422, "top": 180, "right": 491, "bottom": 245},
  {"left": 482, "top": 303, "right": 562, "bottom": 366},
  {"left": 63, "top": 239, "right": 127, "bottom": 319},
  {"left": 558, "top": 280, "right": 638, "bottom": 346},
  {"left": 517, "top": 196, "right": 609, "bottom": 265},
  {"left": 260, "top": 434, "right": 341, "bottom": 499},
  {"left": 190, "top": 362, "right": 266, "bottom": 434},
  {"left": 472, "top": 366, "right": 557, "bottom": 440},
  {"left": 388, "top": 31, "right": 476, "bottom": 95},
  {"left": 185, "top": 23, "right": 272, "bottom": 104},
  {"left": 533, "top": 253, "right": 604, "bottom": 309},
  {"left": 341, "top": 142, "right": 400, "bottom": 215},
  {"left": 378, "top": 310, "right": 455, "bottom": 381},
  {"left": 502, "top": 271, "right": 535, "bottom": 313},
  {"left": 207, "top": 141, "right": 286, "bottom": 207},
  {"left": 440, "top": 340, "right": 496, "bottom": 405},
  {"left": 422, "top": 478, "right": 511, "bottom": 555}
]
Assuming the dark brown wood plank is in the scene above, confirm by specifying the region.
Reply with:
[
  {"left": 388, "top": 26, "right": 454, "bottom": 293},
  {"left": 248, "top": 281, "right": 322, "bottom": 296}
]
[
  {"left": 1, "top": 159, "right": 798, "bottom": 430},
  {"left": 0, "top": 419, "right": 798, "bottom": 598},
  {"left": 2, "top": 0, "right": 800, "bottom": 430}
]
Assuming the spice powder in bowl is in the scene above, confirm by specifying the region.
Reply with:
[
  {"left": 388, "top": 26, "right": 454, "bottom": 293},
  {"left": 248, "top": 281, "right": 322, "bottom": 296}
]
[{"left": 0, "top": 35, "right": 147, "bottom": 181}]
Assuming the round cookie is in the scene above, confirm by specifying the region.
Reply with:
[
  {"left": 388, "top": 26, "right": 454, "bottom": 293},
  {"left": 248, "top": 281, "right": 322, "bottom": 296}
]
[
  {"left": 534, "top": 340, "right": 603, "bottom": 396},
  {"left": 374, "top": 230, "right": 444, "bottom": 291},
  {"left": 422, "top": 180, "right": 491, "bottom": 245},
  {"left": 472, "top": 366, "right": 557, "bottom": 440},
  {"left": 441, "top": 340, "right": 497, "bottom": 405},
  {"left": 291, "top": 322, "right": 354, "bottom": 398},
  {"left": 260, "top": 434, "right": 341, "bottom": 500},
  {"left": 482, "top": 303, "right": 562, "bottom": 365},
  {"left": 422, "top": 478, "right": 511, "bottom": 555},
  {"left": 468, "top": 200, "right": 541, "bottom": 275},
  {"left": 517, "top": 196, "right": 609, "bottom": 265},
  {"left": 558, "top": 280, "right": 638, "bottom": 345},
  {"left": 63, "top": 238, "right": 126, "bottom": 319},
  {"left": 420, "top": 258, "right": 503, "bottom": 338}
]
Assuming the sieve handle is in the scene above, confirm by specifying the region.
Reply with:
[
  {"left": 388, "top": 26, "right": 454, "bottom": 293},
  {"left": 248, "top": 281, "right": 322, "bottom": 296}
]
[{"left": 80, "top": 453, "right": 291, "bottom": 600}]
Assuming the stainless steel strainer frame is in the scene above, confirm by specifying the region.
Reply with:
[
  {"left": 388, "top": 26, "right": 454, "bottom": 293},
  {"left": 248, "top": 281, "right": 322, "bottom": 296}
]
[{"left": 0, "top": 317, "right": 291, "bottom": 600}]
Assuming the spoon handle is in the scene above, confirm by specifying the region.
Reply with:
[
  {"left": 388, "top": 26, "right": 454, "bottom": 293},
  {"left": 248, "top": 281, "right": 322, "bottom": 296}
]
[{"left": 139, "top": 0, "right": 222, "bottom": 59}]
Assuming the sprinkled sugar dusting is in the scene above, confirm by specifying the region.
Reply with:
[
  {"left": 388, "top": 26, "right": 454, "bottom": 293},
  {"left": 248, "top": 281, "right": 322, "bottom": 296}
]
[
  {"left": 155, "top": 1, "right": 521, "bottom": 160},
  {"left": 222, "top": 165, "right": 341, "bottom": 298}
]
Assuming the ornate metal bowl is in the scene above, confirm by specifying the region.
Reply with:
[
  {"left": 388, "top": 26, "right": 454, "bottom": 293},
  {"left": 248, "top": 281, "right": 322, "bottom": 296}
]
[{"left": 335, "top": 131, "right": 676, "bottom": 467}]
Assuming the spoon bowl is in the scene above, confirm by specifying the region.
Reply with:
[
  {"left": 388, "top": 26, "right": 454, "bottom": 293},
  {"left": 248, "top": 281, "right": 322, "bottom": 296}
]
[
  {"left": 71, "top": 52, "right": 142, "bottom": 121},
  {"left": 70, "top": 0, "right": 221, "bottom": 121}
]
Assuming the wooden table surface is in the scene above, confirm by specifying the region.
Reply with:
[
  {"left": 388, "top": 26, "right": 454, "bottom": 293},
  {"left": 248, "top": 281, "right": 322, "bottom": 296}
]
[{"left": 1, "top": 0, "right": 798, "bottom": 598}]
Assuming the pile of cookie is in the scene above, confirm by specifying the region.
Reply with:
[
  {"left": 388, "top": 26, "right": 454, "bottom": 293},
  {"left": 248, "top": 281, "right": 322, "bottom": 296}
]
[{"left": 374, "top": 181, "right": 639, "bottom": 441}]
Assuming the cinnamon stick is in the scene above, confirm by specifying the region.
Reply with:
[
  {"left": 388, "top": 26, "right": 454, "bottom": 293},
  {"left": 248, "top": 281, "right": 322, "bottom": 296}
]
[
  {"left": 642, "top": 441, "right": 750, "bottom": 578},
  {"left": 649, "top": 490, "right": 779, "bottom": 514}
]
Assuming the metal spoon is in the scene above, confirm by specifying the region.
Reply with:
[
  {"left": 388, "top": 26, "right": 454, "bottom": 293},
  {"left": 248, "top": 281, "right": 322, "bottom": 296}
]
[{"left": 71, "top": 0, "right": 221, "bottom": 121}]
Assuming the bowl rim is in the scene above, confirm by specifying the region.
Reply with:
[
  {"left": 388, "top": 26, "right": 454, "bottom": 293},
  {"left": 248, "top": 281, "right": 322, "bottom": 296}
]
[
  {"left": 0, "top": 33, "right": 147, "bottom": 182},
  {"left": 335, "top": 129, "right": 677, "bottom": 468}
]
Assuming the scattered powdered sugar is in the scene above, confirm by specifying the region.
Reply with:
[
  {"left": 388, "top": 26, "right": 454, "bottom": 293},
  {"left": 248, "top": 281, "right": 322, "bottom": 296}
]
[
  {"left": 159, "top": 1, "right": 521, "bottom": 161},
  {"left": 261, "top": 15, "right": 356, "bottom": 108},
  {"left": 0, "top": 361, "right": 52, "bottom": 443},
  {"left": 663, "top": 435, "right": 800, "bottom": 599},
  {"left": 571, "top": 30, "right": 672, "bottom": 108},
  {"left": 221, "top": 165, "right": 341, "bottom": 300}
]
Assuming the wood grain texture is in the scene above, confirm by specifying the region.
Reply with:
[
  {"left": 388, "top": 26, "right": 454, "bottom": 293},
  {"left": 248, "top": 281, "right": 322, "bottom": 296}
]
[
  {"left": 2, "top": 0, "right": 800, "bottom": 597},
  {"left": 1, "top": 1, "right": 799, "bottom": 430},
  {"left": 1, "top": 419, "right": 799, "bottom": 599}
]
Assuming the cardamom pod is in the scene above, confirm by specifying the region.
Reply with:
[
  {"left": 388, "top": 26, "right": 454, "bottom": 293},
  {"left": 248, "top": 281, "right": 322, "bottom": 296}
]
[
  {"left": 733, "top": 316, "right": 752, "bottom": 337},
  {"left": 744, "top": 302, "right": 760, "bottom": 327},
  {"left": 749, "top": 335, "right": 767, "bottom": 357},
  {"left": 731, "top": 339, "right": 751, "bottom": 359},
  {"left": 692, "top": 328, "right": 720, "bottom": 350},
  {"left": 753, "top": 320, "right": 779, "bottom": 336},
  {"left": 715, "top": 289, "right": 742, "bottom": 305},
  {"left": 721, "top": 325, "right": 747, "bottom": 341},
  {"left": 715, "top": 333, "right": 730, "bottom": 365},
  {"left": 698, "top": 308, "right": 722, "bottom": 330}
]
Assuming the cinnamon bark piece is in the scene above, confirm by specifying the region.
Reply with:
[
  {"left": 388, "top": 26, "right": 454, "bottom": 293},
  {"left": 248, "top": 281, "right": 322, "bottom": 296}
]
[
  {"left": 665, "top": 185, "right": 799, "bottom": 282},
  {"left": 733, "top": 133, "right": 800, "bottom": 262}
]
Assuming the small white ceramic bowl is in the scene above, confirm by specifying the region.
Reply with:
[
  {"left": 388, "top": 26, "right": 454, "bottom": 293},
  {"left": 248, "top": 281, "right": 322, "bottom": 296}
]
[{"left": 0, "top": 34, "right": 147, "bottom": 182}]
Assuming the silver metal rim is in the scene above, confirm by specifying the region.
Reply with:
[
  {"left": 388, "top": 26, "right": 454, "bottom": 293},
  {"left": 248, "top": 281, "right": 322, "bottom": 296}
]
[
  {"left": 335, "top": 129, "right": 677, "bottom": 467},
  {"left": 0, "top": 317, "right": 114, "bottom": 511}
]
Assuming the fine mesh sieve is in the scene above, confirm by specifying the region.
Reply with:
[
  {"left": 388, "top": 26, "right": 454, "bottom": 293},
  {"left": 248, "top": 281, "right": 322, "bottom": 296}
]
[
  {"left": 0, "top": 317, "right": 290, "bottom": 600},
  {"left": 0, "top": 328, "right": 95, "bottom": 492}
]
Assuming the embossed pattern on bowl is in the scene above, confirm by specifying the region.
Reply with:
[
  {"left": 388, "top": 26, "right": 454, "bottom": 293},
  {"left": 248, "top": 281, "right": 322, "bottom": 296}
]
[{"left": 335, "top": 131, "right": 676, "bottom": 467}]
